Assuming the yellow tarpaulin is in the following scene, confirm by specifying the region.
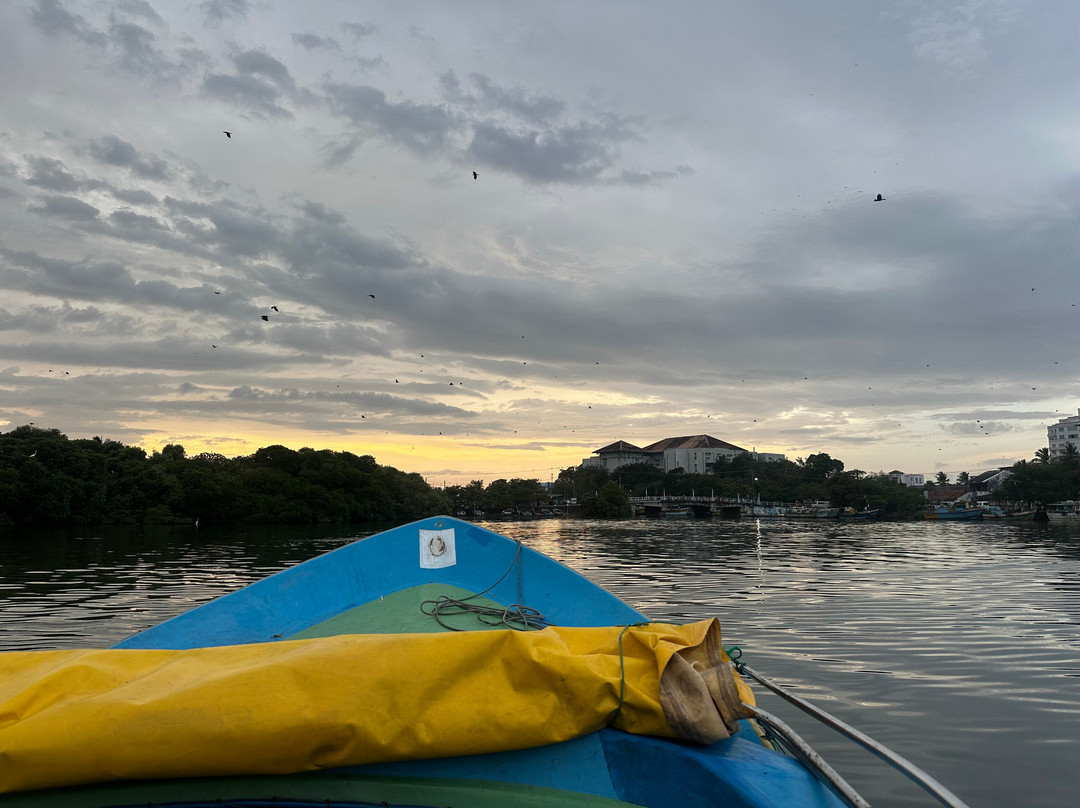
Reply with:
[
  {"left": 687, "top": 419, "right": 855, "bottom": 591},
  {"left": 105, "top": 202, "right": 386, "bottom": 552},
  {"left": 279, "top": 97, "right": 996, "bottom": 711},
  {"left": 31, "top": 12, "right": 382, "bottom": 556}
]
[{"left": 0, "top": 619, "right": 754, "bottom": 794}]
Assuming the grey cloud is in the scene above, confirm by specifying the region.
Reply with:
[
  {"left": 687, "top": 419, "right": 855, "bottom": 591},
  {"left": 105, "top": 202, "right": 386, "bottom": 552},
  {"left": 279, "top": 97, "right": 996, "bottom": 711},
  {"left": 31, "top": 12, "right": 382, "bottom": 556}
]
[
  {"left": 265, "top": 322, "right": 390, "bottom": 359},
  {"left": 163, "top": 197, "right": 281, "bottom": 257},
  {"left": 340, "top": 22, "right": 378, "bottom": 40},
  {"left": 407, "top": 25, "right": 433, "bottom": 43},
  {"left": 28, "top": 2, "right": 190, "bottom": 82},
  {"left": 28, "top": 0, "right": 106, "bottom": 45},
  {"left": 109, "top": 208, "right": 168, "bottom": 230},
  {"left": 294, "top": 199, "right": 345, "bottom": 224},
  {"left": 87, "top": 135, "right": 173, "bottom": 179},
  {"left": 0, "top": 246, "right": 243, "bottom": 313},
  {"left": 202, "top": 49, "right": 306, "bottom": 119},
  {"left": 130, "top": 152, "right": 171, "bottom": 180},
  {"left": 3, "top": 339, "right": 320, "bottom": 373},
  {"left": 88, "top": 134, "right": 137, "bottom": 166},
  {"left": 104, "top": 21, "right": 206, "bottom": 84},
  {"left": 324, "top": 82, "right": 456, "bottom": 156},
  {"left": 442, "top": 71, "right": 566, "bottom": 124},
  {"left": 231, "top": 49, "right": 296, "bottom": 92},
  {"left": 108, "top": 21, "right": 160, "bottom": 74},
  {"left": 465, "top": 119, "right": 631, "bottom": 184},
  {"left": 291, "top": 32, "right": 339, "bottom": 51},
  {"left": 23, "top": 155, "right": 101, "bottom": 193},
  {"left": 277, "top": 213, "right": 419, "bottom": 275},
  {"left": 930, "top": 410, "right": 1058, "bottom": 422},
  {"left": 944, "top": 421, "right": 1014, "bottom": 436},
  {"left": 347, "top": 55, "right": 386, "bottom": 72},
  {"left": 1, "top": 248, "right": 136, "bottom": 299},
  {"left": 902, "top": 4, "right": 997, "bottom": 76},
  {"left": 227, "top": 385, "right": 473, "bottom": 420},
  {"left": 617, "top": 166, "right": 695, "bottom": 186},
  {"left": 200, "top": 0, "right": 249, "bottom": 24},
  {"left": 112, "top": 0, "right": 165, "bottom": 26},
  {"left": 202, "top": 73, "right": 293, "bottom": 119},
  {"left": 319, "top": 134, "right": 362, "bottom": 168},
  {"left": 0, "top": 301, "right": 140, "bottom": 337},
  {"left": 29, "top": 194, "right": 100, "bottom": 220}
]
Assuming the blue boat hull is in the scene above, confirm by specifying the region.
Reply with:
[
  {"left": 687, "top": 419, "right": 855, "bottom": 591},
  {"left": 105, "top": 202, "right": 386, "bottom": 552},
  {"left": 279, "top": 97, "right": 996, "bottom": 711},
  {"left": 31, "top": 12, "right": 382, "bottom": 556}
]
[{"left": 5, "top": 517, "right": 845, "bottom": 808}]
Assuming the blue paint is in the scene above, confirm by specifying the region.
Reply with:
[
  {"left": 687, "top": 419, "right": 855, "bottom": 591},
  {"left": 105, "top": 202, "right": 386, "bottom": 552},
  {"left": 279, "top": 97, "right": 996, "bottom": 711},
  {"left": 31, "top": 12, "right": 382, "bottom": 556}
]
[
  {"left": 339, "top": 732, "right": 619, "bottom": 798},
  {"left": 116, "top": 516, "right": 644, "bottom": 650},
  {"left": 110, "top": 516, "right": 848, "bottom": 807}
]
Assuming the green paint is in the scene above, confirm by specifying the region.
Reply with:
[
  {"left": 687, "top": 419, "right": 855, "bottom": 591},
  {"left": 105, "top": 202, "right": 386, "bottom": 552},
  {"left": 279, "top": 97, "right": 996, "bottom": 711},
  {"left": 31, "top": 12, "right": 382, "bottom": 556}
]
[
  {"left": 0, "top": 772, "right": 637, "bottom": 807},
  {"left": 288, "top": 583, "right": 510, "bottom": 637}
]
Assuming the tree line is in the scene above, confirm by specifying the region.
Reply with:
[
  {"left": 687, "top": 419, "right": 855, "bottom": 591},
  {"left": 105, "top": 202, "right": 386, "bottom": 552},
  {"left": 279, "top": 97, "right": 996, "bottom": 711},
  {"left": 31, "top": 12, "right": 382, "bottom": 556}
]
[
  {"left": 1003, "top": 445, "right": 1080, "bottom": 506},
  {"left": 548, "top": 447, "right": 1080, "bottom": 517},
  {"left": 0, "top": 426, "right": 450, "bottom": 528},
  {"left": 550, "top": 452, "right": 929, "bottom": 516},
  {"left": 3, "top": 426, "right": 1076, "bottom": 527}
]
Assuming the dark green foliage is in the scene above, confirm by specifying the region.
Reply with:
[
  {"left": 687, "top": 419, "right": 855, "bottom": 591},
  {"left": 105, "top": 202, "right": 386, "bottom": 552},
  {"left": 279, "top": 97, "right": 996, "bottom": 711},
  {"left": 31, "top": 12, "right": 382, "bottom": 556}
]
[
  {"left": 0, "top": 427, "right": 451, "bottom": 527},
  {"left": 580, "top": 482, "right": 633, "bottom": 518},
  {"left": 1008, "top": 456, "right": 1080, "bottom": 506},
  {"left": 553, "top": 451, "right": 933, "bottom": 514}
]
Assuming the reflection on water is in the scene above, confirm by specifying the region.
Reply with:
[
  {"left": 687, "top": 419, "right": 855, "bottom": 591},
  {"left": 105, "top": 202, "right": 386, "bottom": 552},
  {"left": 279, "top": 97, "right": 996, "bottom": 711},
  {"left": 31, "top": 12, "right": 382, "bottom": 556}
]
[{"left": 2, "top": 518, "right": 1079, "bottom": 807}]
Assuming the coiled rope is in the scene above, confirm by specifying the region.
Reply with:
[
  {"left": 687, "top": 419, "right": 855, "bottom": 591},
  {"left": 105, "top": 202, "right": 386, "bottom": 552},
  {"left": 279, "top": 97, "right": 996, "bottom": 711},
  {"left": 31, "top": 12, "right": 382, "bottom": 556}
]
[{"left": 420, "top": 539, "right": 552, "bottom": 631}]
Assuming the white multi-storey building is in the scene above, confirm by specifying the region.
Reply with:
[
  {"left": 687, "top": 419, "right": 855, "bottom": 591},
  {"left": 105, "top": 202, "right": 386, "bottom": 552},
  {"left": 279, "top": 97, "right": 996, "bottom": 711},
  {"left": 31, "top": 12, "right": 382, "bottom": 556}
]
[
  {"left": 1047, "top": 409, "right": 1080, "bottom": 458},
  {"left": 582, "top": 435, "right": 785, "bottom": 474},
  {"left": 888, "top": 471, "right": 925, "bottom": 487}
]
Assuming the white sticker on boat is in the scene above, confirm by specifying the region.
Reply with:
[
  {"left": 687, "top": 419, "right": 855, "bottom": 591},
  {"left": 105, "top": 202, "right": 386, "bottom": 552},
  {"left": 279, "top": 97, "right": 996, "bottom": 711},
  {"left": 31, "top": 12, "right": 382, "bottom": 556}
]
[{"left": 419, "top": 528, "right": 456, "bottom": 568}]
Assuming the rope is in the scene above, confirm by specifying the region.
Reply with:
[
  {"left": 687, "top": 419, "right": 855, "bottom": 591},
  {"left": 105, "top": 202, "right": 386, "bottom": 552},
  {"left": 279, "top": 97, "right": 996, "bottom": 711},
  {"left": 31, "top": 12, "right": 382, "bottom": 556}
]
[
  {"left": 724, "top": 645, "right": 745, "bottom": 673},
  {"left": 420, "top": 540, "right": 552, "bottom": 631},
  {"left": 607, "top": 622, "right": 650, "bottom": 728}
]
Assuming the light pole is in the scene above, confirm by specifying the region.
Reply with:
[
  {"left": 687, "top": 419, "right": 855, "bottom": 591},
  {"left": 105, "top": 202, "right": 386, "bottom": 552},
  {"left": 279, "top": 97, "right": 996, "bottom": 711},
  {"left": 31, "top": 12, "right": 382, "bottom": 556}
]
[{"left": 754, "top": 477, "right": 760, "bottom": 505}]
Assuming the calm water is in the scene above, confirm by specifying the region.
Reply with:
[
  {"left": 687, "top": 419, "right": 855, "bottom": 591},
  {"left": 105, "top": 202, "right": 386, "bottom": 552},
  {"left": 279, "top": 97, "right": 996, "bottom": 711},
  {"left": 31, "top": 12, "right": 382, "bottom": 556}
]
[{"left": 2, "top": 517, "right": 1079, "bottom": 807}]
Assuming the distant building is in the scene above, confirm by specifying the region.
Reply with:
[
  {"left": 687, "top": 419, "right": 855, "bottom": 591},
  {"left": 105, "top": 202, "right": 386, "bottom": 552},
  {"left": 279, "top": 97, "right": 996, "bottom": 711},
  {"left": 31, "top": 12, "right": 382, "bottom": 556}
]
[
  {"left": 1047, "top": 409, "right": 1080, "bottom": 458},
  {"left": 968, "top": 468, "right": 1013, "bottom": 492},
  {"left": 926, "top": 483, "right": 968, "bottom": 503},
  {"left": 887, "top": 470, "right": 925, "bottom": 487},
  {"left": 582, "top": 435, "right": 785, "bottom": 474}
]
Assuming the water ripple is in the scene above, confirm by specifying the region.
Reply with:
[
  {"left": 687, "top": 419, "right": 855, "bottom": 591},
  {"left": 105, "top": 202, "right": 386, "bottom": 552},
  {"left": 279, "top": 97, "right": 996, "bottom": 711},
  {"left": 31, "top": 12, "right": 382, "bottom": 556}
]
[{"left": 2, "top": 518, "right": 1079, "bottom": 806}]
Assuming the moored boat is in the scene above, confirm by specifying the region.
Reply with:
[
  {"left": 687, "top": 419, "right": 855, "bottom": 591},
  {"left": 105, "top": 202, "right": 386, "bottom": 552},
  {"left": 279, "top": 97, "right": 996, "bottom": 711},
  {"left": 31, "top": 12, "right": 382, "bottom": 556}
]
[
  {"left": 660, "top": 505, "right": 695, "bottom": 518},
  {"left": 748, "top": 504, "right": 787, "bottom": 517},
  {"left": 0, "top": 516, "right": 969, "bottom": 808},
  {"left": 925, "top": 502, "right": 982, "bottom": 520},
  {"left": 980, "top": 505, "right": 1036, "bottom": 520},
  {"left": 837, "top": 507, "right": 880, "bottom": 519},
  {"left": 1044, "top": 501, "right": 1080, "bottom": 519},
  {"left": 787, "top": 502, "right": 841, "bottom": 519}
]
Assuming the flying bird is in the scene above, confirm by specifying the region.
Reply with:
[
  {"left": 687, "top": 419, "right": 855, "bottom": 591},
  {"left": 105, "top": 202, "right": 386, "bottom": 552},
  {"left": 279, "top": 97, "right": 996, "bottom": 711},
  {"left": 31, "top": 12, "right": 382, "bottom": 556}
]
[
  {"left": 874, "top": 194, "right": 885, "bottom": 202},
  {"left": 261, "top": 315, "right": 269, "bottom": 321},
  {"left": 472, "top": 171, "right": 478, "bottom": 180},
  {"left": 223, "top": 131, "right": 232, "bottom": 138},
  {"left": 368, "top": 294, "right": 375, "bottom": 298},
  {"left": 271, "top": 306, "right": 279, "bottom": 311}
]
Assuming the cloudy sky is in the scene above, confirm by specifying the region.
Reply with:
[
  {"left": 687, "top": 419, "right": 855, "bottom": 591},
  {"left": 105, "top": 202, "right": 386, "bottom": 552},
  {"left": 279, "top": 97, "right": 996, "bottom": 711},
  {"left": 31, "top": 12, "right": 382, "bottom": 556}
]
[{"left": 1, "top": 0, "right": 1077, "bottom": 484}]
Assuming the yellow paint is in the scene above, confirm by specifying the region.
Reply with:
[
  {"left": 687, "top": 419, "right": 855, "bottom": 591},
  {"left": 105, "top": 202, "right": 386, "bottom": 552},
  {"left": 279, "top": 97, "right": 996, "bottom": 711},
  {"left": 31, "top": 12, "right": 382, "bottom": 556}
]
[{"left": 0, "top": 620, "right": 753, "bottom": 794}]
